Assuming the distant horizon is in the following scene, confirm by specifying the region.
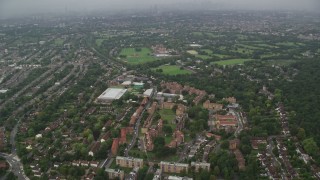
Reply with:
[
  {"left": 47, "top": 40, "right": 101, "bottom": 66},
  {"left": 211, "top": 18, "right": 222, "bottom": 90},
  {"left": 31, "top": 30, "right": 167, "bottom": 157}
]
[{"left": 1, "top": 0, "right": 319, "bottom": 18}]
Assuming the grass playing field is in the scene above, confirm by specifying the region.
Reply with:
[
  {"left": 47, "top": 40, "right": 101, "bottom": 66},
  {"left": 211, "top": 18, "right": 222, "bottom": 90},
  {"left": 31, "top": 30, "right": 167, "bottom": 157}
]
[
  {"left": 153, "top": 65, "right": 192, "bottom": 75},
  {"left": 187, "top": 49, "right": 212, "bottom": 60},
  {"left": 95, "top": 39, "right": 106, "bottom": 46},
  {"left": 119, "top": 48, "right": 157, "bottom": 64},
  {"left": 213, "top": 59, "right": 254, "bottom": 65},
  {"left": 54, "top": 38, "right": 64, "bottom": 46},
  {"left": 187, "top": 50, "right": 198, "bottom": 55}
]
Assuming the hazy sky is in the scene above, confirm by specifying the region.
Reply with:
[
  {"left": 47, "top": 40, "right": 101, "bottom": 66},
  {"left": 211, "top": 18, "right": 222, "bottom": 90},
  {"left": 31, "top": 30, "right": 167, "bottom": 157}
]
[{"left": 1, "top": 0, "right": 319, "bottom": 17}]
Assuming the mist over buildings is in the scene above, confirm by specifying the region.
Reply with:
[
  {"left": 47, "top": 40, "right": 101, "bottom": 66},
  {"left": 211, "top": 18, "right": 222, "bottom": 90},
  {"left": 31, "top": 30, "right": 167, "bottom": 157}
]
[{"left": 1, "top": 0, "right": 319, "bottom": 18}]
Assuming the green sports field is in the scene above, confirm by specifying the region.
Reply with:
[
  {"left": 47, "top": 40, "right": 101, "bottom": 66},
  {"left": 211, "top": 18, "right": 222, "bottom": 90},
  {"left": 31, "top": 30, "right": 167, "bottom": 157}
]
[
  {"left": 119, "top": 48, "right": 157, "bottom": 64},
  {"left": 153, "top": 65, "right": 192, "bottom": 75},
  {"left": 213, "top": 59, "right": 254, "bottom": 65},
  {"left": 54, "top": 38, "right": 64, "bottom": 46},
  {"left": 95, "top": 39, "right": 106, "bottom": 46}
]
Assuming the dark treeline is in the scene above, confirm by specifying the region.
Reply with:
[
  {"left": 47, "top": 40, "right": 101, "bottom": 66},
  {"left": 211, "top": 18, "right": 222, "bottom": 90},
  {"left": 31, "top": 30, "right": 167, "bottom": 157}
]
[{"left": 280, "top": 59, "right": 320, "bottom": 163}]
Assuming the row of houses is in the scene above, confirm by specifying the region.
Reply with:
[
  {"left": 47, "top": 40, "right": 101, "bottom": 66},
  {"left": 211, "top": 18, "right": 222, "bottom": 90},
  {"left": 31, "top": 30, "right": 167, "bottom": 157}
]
[
  {"left": 215, "top": 114, "right": 238, "bottom": 130},
  {"left": 111, "top": 127, "right": 134, "bottom": 155},
  {"left": 143, "top": 102, "right": 158, "bottom": 129},
  {"left": 167, "top": 130, "right": 184, "bottom": 148},
  {"left": 70, "top": 160, "right": 99, "bottom": 167},
  {"left": 0, "top": 127, "right": 6, "bottom": 151},
  {"left": 160, "top": 82, "right": 207, "bottom": 105},
  {"left": 160, "top": 161, "right": 210, "bottom": 174},
  {"left": 115, "top": 156, "right": 210, "bottom": 175},
  {"left": 144, "top": 119, "right": 163, "bottom": 151},
  {"left": 130, "top": 97, "right": 149, "bottom": 126},
  {"left": 229, "top": 139, "right": 246, "bottom": 171}
]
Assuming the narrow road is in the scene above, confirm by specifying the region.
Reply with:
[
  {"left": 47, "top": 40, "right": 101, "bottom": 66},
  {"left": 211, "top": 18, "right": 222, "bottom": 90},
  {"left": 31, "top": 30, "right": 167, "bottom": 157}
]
[{"left": 0, "top": 118, "right": 29, "bottom": 180}]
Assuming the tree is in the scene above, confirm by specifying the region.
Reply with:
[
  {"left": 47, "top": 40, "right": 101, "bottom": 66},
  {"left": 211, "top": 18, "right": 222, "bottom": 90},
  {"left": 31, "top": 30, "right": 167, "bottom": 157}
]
[
  {"left": 6, "top": 172, "right": 17, "bottom": 180},
  {"left": 163, "top": 125, "right": 173, "bottom": 134},
  {"left": 95, "top": 142, "right": 110, "bottom": 159},
  {"left": 297, "top": 128, "right": 306, "bottom": 140},
  {"left": 137, "top": 166, "right": 148, "bottom": 180},
  {"left": 223, "top": 167, "right": 230, "bottom": 179},
  {"left": 94, "top": 168, "right": 109, "bottom": 180},
  {"left": 214, "top": 166, "right": 220, "bottom": 176},
  {"left": 154, "top": 137, "right": 165, "bottom": 149},
  {"left": 221, "top": 141, "right": 229, "bottom": 149},
  {"left": 302, "top": 138, "right": 319, "bottom": 156}
]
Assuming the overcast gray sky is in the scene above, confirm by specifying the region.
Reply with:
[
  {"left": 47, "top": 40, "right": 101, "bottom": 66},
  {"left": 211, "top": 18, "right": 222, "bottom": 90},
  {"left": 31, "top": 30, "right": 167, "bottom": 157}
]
[{"left": 1, "top": 0, "right": 319, "bottom": 17}]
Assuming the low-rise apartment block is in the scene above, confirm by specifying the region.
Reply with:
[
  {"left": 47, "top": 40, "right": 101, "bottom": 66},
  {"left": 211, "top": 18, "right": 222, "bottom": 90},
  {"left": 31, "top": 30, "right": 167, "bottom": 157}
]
[
  {"left": 191, "top": 162, "right": 211, "bottom": 172},
  {"left": 160, "top": 161, "right": 189, "bottom": 174},
  {"left": 116, "top": 156, "right": 144, "bottom": 169},
  {"left": 105, "top": 168, "right": 125, "bottom": 180}
]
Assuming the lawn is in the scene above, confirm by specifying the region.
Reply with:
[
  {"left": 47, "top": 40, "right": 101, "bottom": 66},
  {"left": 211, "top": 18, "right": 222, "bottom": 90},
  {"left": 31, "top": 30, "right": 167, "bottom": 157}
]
[
  {"left": 203, "top": 49, "right": 213, "bottom": 54},
  {"left": 187, "top": 50, "right": 198, "bottom": 55},
  {"left": 205, "top": 33, "right": 225, "bottom": 38},
  {"left": 261, "top": 53, "right": 281, "bottom": 58},
  {"left": 146, "top": 150, "right": 178, "bottom": 162},
  {"left": 154, "top": 65, "right": 192, "bottom": 75},
  {"left": 95, "top": 39, "right": 106, "bottom": 46},
  {"left": 159, "top": 109, "right": 176, "bottom": 122},
  {"left": 54, "top": 38, "right": 64, "bottom": 46},
  {"left": 213, "top": 59, "right": 254, "bottom": 65},
  {"left": 119, "top": 48, "right": 157, "bottom": 64},
  {"left": 188, "top": 49, "right": 216, "bottom": 60},
  {"left": 213, "top": 54, "right": 230, "bottom": 59},
  {"left": 192, "top": 32, "right": 203, "bottom": 36},
  {"left": 276, "top": 42, "right": 304, "bottom": 47},
  {"left": 196, "top": 54, "right": 211, "bottom": 59},
  {"left": 256, "top": 43, "right": 279, "bottom": 48},
  {"left": 231, "top": 47, "right": 254, "bottom": 55},
  {"left": 236, "top": 34, "right": 248, "bottom": 40},
  {"left": 165, "top": 136, "right": 173, "bottom": 144},
  {"left": 237, "top": 44, "right": 263, "bottom": 50}
]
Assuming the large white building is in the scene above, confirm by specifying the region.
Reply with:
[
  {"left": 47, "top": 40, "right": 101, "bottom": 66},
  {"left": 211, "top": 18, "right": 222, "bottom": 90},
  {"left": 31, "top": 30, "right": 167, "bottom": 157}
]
[{"left": 97, "top": 88, "right": 127, "bottom": 103}]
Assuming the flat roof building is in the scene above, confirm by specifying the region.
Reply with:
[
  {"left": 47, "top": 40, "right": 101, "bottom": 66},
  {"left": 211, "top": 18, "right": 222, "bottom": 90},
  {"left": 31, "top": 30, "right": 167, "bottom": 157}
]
[
  {"left": 167, "top": 176, "right": 193, "bottom": 180},
  {"left": 116, "top": 156, "right": 144, "bottom": 169},
  {"left": 97, "top": 88, "right": 127, "bottom": 103},
  {"left": 160, "top": 161, "right": 189, "bottom": 174},
  {"left": 143, "top": 89, "right": 154, "bottom": 97},
  {"left": 0, "top": 89, "right": 8, "bottom": 93},
  {"left": 105, "top": 168, "right": 125, "bottom": 180},
  {"left": 191, "top": 162, "right": 210, "bottom": 172}
]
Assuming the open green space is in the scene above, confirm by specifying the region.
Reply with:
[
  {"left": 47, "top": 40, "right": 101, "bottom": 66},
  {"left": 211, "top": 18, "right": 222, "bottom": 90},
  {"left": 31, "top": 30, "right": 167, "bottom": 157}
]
[
  {"left": 276, "top": 42, "right": 304, "bottom": 47},
  {"left": 187, "top": 50, "right": 198, "bottom": 55},
  {"left": 196, "top": 54, "right": 211, "bottom": 60},
  {"left": 165, "top": 136, "right": 173, "bottom": 144},
  {"left": 231, "top": 47, "right": 254, "bottom": 55},
  {"left": 256, "top": 43, "right": 279, "bottom": 48},
  {"left": 188, "top": 49, "right": 229, "bottom": 60},
  {"left": 99, "top": 33, "right": 115, "bottom": 39},
  {"left": 213, "top": 59, "right": 254, "bottom": 65},
  {"left": 203, "top": 49, "right": 213, "bottom": 54},
  {"left": 205, "top": 33, "right": 225, "bottom": 38},
  {"left": 119, "top": 48, "right": 157, "bottom": 64},
  {"left": 159, "top": 109, "right": 176, "bottom": 122},
  {"left": 153, "top": 65, "right": 192, "bottom": 75},
  {"left": 187, "top": 49, "right": 210, "bottom": 59},
  {"left": 236, "top": 34, "right": 248, "bottom": 40},
  {"left": 237, "top": 44, "right": 263, "bottom": 50},
  {"left": 192, "top": 32, "right": 224, "bottom": 38},
  {"left": 95, "top": 39, "right": 106, "bottom": 46},
  {"left": 192, "top": 32, "right": 203, "bottom": 36},
  {"left": 212, "top": 54, "right": 230, "bottom": 59},
  {"left": 261, "top": 53, "right": 281, "bottom": 58},
  {"left": 54, "top": 38, "right": 64, "bottom": 46}
]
